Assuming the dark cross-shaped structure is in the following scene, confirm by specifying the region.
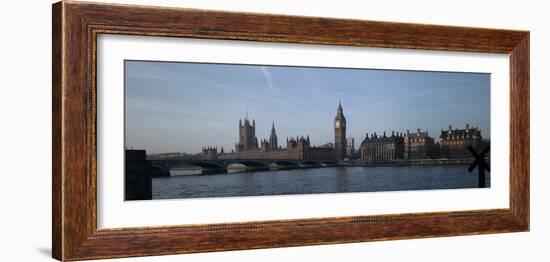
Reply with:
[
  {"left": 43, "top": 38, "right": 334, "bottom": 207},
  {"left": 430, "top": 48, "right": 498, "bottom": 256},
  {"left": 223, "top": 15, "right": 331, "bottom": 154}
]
[{"left": 468, "top": 145, "right": 490, "bottom": 188}]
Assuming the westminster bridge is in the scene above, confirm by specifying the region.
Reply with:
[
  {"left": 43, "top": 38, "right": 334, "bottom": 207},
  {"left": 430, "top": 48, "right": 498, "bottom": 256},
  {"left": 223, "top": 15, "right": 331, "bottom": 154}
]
[
  {"left": 148, "top": 157, "right": 484, "bottom": 175},
  {"left": 150, "top": 158, "right": 340, "bottom": 174}
]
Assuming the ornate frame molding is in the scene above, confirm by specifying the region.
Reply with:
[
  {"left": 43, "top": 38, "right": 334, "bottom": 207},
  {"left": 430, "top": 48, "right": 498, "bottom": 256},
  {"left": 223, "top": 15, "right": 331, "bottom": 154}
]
[{"left": 53, "top": 1, "right": 529, "bottom": 261}]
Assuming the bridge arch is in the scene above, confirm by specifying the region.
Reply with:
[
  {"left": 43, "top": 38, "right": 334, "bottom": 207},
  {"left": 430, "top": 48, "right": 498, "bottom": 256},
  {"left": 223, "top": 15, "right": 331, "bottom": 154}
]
[
  {"left": 300, "top": 160, "right": 322, "bottom": 168},
  {"left": 273, "top": 160, "right": 299, "bottom": 166},
  {"left": 170, "top": 161, "right": 226, "bottom": 175},
  {"left": 184, "top": 161, "right": 224, "bottom": 169},
  {"left": 321, "top": 160, "right": 338, "bottom": 166},
  {"left": 269, "top": 160, "right": 298, "bottom": 168},
  {"left": 151, "top": 164, "right": 168, "bottom": 172},
  {"left": 150, "top": 165, "right": 171, "bottom": 177},
  {"left": 230, "top": 160, "right": 268, "bottom": 168}
]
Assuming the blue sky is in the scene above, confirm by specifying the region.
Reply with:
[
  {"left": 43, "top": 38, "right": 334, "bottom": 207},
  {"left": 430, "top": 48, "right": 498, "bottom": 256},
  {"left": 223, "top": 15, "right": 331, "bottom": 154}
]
[{"left": 125, "top": 60, "right": 490, "bottom": 154}]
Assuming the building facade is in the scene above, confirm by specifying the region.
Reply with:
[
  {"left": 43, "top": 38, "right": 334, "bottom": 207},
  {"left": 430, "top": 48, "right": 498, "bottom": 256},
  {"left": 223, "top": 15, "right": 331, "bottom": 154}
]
[
  {"left": 200, "top": 146, "right": 218, "bottom": 160},
  {"left": 216, "top": 103, "right": 346, "bottom": 162},
  {"left": 220, "top": 135, "right": 337, "bottom": 161},
  {"left": 439, "top": 124, "right": 483, "bottom": 158},
  {"left": 403, "top": 128, "right": 438, "bottom": 159},
  {"left": 202, "top": 104, "right": 486, "bottom": 162},
  {"left": 359, "top": 131, "right": 405, "bottom": 161},
  {"left": 236, "top": 115, "right": 258, "bottom": 152}
]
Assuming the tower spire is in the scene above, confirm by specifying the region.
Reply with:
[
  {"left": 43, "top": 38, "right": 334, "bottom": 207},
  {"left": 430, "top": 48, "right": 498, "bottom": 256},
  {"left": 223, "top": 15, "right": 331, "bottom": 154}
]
[
  {"left": 269, "top": 120, "right": 278, "bottom": 149},
  {"left": 334, "top": 100, "right": 346, "bottom": 160}
]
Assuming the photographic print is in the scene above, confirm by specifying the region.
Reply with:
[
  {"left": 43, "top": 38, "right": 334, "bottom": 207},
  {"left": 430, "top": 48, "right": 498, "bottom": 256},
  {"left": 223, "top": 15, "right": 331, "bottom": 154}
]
[{"left": 124, "top": 60, "right": 491, "bottom": 201}]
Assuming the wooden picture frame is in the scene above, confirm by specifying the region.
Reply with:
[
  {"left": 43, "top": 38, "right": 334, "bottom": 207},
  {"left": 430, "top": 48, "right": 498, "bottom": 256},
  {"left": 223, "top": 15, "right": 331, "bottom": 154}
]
[{"left": 52, "top": 1, "right": 529, "bottom": 261}]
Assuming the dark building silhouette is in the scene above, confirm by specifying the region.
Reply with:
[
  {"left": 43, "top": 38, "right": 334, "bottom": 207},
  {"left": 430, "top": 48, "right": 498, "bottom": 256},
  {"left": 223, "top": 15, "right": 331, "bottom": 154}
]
[
  {"left": 125, "top": 149, "right": 152, "bottom": 200},
  {"left": 334, "top": 101, "right": 347, "bottom": 160},
  {"left": 439, "top": 124, "right": 483, "bottom": 158},
  {"left": 359, "top": 131, "right": 405, "bottom": 160}
]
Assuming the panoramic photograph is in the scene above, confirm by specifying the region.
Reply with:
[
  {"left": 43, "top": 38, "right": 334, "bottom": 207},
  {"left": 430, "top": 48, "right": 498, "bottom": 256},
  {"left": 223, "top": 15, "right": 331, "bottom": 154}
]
[{"left": 124, "top": 60, "right": 491, "bottom": 201}]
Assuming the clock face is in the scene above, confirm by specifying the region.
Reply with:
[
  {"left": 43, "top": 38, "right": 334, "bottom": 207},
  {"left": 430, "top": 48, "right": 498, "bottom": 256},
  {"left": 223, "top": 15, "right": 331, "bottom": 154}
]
[{"left": 335, "top": 121, "right": 340, "bottom": 128}]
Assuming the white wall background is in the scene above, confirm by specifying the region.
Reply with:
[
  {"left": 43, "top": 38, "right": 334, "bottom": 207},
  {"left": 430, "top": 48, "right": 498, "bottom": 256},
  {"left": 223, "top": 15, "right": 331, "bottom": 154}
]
[{"left": 0, "top": 0, "right": 546, "bottom": 261}]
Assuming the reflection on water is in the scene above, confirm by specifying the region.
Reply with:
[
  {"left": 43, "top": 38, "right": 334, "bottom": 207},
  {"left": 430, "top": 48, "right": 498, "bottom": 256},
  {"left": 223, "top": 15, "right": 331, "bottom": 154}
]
[{"left": 153, "top": 165, "right": 490, "bottom": 200}]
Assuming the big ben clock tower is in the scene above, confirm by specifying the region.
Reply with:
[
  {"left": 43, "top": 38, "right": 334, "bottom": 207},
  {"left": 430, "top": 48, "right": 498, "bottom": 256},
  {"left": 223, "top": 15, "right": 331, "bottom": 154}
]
[{"left": 334, "top": 101, "right": 347, "bottom": 160}]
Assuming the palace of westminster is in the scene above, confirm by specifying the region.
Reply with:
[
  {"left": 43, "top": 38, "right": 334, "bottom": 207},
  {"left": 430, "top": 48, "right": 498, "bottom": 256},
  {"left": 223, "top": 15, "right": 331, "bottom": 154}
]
[{"left": 201, "top": 102, "right": 487, "bottom": 162}]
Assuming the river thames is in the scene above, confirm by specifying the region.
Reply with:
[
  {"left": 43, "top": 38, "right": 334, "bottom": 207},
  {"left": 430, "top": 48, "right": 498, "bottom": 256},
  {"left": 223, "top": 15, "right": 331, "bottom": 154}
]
[{"left": 152, "top": 165, "right": 490, "bottom": 199}]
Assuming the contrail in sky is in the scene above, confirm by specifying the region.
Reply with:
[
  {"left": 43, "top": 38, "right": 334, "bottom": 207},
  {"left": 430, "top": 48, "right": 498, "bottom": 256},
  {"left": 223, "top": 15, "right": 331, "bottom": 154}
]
[{"left": 261, "top": 66, "right": 275, "bottom": 91}]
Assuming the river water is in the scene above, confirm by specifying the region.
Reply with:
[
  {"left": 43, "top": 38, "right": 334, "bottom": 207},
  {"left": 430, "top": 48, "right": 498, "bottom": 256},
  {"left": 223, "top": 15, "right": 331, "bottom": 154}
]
[{"left": 152, "top": 165, "right": 490, "bottom": 199}]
